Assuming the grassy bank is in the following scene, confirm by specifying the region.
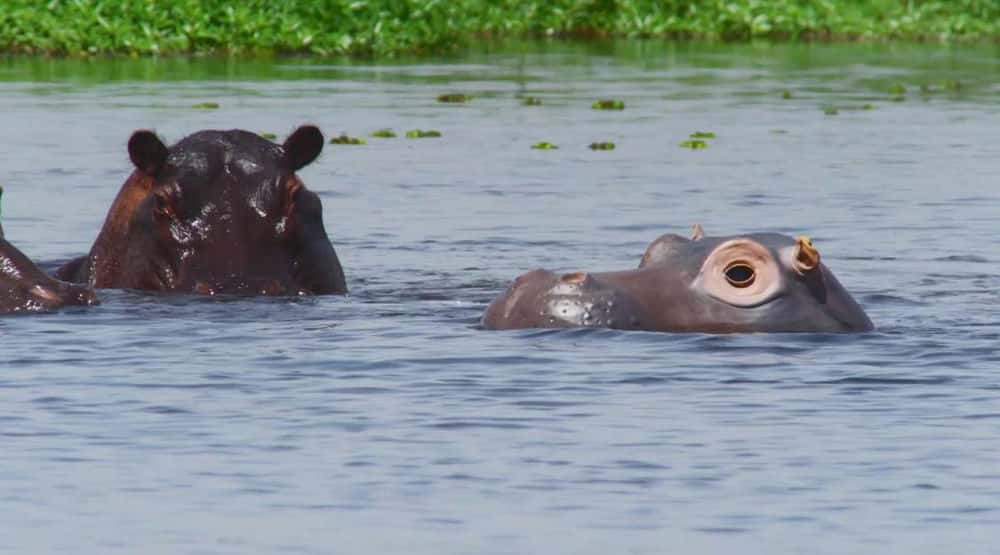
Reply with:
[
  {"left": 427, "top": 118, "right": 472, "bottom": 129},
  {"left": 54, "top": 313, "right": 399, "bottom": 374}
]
[{"left": 2, "top": 0, "right": 999, "bottom": 57}]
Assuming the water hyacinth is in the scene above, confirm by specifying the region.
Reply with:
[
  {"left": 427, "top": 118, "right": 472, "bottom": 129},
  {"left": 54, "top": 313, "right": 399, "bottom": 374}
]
[
  {"left": 406, "top": 129, "right": 441, "bottom": 138},
  {"left": 3, "top": 1, "right": 1000, "bottom": 57},
  {"left": 592, "top": 99, "right": 625, "bottom": 110},
  {"left": 531, "top": 142, "right": 558, "bottom": 150},
  {"left": 679, "top": 139, "right": 708, "bottom": 149},
  {"left": 371, "top": 129, "right": 397, "bottom": 138},
  {"left": 330, "top": 135, "right": 365, "bottom": 145},
  {"left": 437, "top": 93, "right": 470, "bottom": 103}
]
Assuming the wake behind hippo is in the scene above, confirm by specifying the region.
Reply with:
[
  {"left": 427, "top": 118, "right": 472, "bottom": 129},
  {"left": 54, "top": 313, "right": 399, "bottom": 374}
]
[
  {"left": 482, "top": 227, "right": 874, "bottom": 333},
  {"left": 57, "top": 125, "right": 346, "bottom": 296},
  {"left": 0, "top": 188, "right": 97, "bottom": 314}
]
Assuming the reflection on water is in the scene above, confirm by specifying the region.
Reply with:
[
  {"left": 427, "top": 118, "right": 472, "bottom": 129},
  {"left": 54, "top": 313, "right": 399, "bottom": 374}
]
[{"left": 1, "top": 41, "right": 999, "bottom": 554}]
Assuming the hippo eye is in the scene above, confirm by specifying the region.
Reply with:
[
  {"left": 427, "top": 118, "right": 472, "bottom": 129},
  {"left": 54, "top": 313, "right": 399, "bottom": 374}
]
[{"left": 724, "top": 262, "right": 755, "bottom": 288}]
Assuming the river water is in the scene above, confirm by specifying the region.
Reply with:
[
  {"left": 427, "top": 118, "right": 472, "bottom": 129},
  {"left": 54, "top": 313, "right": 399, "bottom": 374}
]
[{"left": 1, "top": 41, "right": 999, "bottom": 554}]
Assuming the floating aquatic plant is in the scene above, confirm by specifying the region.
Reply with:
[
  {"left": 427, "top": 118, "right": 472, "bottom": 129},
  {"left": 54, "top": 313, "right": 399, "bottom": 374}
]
[
  {"left": 531, "top": 142, "right": 558, "bottom": 150},
  {"left": 406, "top": 129, "right": 441, "bottom": 138},
  {"left": 192, "top": 102, "right": 219, "bottom": 109},
  {"left": 588, "top": 142, "right": 616, "bottom": 150},
  {"left": 437, "top": 93, "right": 469, "bottom": 103},
  {"left": 679, "top": 140, "right": 708, "bottom": 149},
  {"left": 522, "top": 97, "right": 543, "bottom": 106},
  {"left": 689, "top": 131, "right": 715, "bottom": 139},
  {"left": 371, "top": 129, "right": 397, "bottom": 138},
  {"left": 592, "top": 99, "right": 625, "bottom": 110},
  {"left": 823, "top": 106, "right": 839, "bottom": 115},
  {"left": 258, "top": 132, "right": 277, "bottom": 140},
  {"left": 888, "top": 84, "right": 906, "bottom": 95},
  {"left": 330, "top": 135, "right": 365, "bottom": 145},
  {"left": 781, "top": 90, "right": 793, "bottom": 100}
]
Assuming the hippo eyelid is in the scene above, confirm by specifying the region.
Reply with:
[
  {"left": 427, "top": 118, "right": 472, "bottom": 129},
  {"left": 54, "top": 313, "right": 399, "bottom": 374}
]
[{"left": 694, "top": 238, "right": 782, "bottom": 308}]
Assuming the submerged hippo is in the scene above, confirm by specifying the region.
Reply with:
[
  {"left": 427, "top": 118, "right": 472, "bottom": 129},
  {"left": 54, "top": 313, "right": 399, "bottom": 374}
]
[
  {"left": 482, "top": 226, "right": 874, "bottom": 333},
  {"left": 0, "top": 188, "right": 98, "bottom": 314},
  {"left": 56, "top": 125, "right": 346, "bottom": 295}
]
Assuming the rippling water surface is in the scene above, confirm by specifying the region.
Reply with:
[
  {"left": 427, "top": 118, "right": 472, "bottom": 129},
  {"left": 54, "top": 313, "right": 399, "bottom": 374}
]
[{"left": 2, "top": 42, "right": 999, "bottom": 554}]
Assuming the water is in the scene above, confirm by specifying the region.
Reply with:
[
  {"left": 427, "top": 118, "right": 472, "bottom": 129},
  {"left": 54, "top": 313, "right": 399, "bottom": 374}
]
[{"left": 2, "top": 41, "right": 1000, "bottom": 553}]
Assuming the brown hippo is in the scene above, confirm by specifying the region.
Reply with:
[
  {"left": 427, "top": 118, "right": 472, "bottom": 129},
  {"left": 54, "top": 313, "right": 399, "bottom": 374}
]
[
  {"left": 56, "top": 126, "right": 346, "bottom": 295},
  {"left": 482, "top": 227, "right": 874, "bottom": 333},
  {"left": 0, "top": 187, "right": 98, "bottom": 313}
]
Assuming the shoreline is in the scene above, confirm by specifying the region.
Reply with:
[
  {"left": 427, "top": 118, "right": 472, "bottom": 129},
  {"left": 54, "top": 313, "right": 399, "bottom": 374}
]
[{"left": 2, "top": 1, "right": 999, "bottom": 58}]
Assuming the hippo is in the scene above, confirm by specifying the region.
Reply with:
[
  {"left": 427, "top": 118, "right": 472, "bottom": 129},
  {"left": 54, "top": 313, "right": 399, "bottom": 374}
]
[
  {"left": 56, "top": 125, "right": 347, "bottom": 296},
  {"left": 482, "top": 226, "right": 874, "bottom": 333},
  {"left": 0, "top": 187, "right": 98, "bottom": 314}
]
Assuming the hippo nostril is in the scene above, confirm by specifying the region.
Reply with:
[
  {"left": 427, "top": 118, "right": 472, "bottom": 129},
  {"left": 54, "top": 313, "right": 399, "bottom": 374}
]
[{"left": 724, "top": 262, "right": 755, "bottom": 288}]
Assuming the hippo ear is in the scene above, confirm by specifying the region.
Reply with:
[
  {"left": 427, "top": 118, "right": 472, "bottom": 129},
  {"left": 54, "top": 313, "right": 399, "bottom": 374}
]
[
  {"left": 282, "top": 125, "right": 324, "bottom": 171},
  {"left": 128, "top": 130, "right": 168, "bottom": 176}
]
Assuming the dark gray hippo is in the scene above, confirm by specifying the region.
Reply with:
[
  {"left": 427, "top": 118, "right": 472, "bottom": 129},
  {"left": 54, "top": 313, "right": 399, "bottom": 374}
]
[
  {"left": 482, "top": 226, "right": 874, "bottom": 333},
  {"left": 55, "top": 125, "right": 346, "bottom": 296},
  {"left": 0, "top": 187, "right": 98, "bottom": 314}
]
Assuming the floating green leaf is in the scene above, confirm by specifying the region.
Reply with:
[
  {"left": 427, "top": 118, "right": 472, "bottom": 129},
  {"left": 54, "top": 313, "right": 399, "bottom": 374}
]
[
  {"left": 371, "top": 129, "right": 397, "bottom": 138},
  {"left": 689, "top": 131, "right": 715, "bottom": 139},
  {"left": 531, "top": 142, "right": 558, "bottom": 150},
  {"left": 679, "top": 140, "right": 708, "bottom": 149},
  {"left": 521, "top": 96, "right": 543, "bottom": 106},
  {"left": 330, "top": 135, "right": 365, "bottom": 145},
  {"left": 888, "top": 84, "right": 906, "bottom": 95},
  {"left": 406, "top": 129, "right": 441, "bottom": 138},
  {"left": 192, "top": 102, "right": 220, "bottom": 109},
  {"left": 258, "top": 132, "right": 277, "bottom": 140},
  {"left": 942, "top": 79, "right": 962, "bottom": 91},
  {"left": 862, "top": 103, "right": 876, "bottom": 110},
  {"left": 588, "top": 142, "right": 616, "bottom": 150},
  {"left": 437, "top": 93, "right": 469, "bottom": 103},
  {"left": 823, "top": 106, "right": 839, "bottom": 115},
  {"left": 592, "top": 99, "right": 625, "bottom": 110},
  {"left": 781, "top": 90, "right": 793, "bottom": 100}
]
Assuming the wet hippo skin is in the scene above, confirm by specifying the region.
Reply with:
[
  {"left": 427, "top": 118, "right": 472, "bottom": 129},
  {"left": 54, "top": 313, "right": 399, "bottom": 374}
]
[
  {"left": 0, "top": 188, "right": 98, "bottom": 314},
  {"left": 56, "top": 125, "right": 347, "bottom": 296},
  {"left": 483, "top": 228, "right": 874, "bottom": 333}
]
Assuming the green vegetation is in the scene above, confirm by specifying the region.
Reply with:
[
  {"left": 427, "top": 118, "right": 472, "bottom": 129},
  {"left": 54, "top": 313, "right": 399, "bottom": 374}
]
[
  {"left": 781, "top": 90, "right": 793, "bottom": 99},
  {"left": 258, "top": 132, "right": 277, "bottom": 140},
  {"left": 6, "top": 1, "right": 998, "bottom": 57},
  {"left": 437, "top": 93, "right": 470, "bottom": 103},
  {"left": 689, "top": 131, "right": 715, "bottom": 139},
  {"left": 679, "top": 139, "right": 709, "bottom": 149},
  {"left": 521, "top": 97, "right": 543, "bottom": 106},
  {"left": 406, "top": 129, "right": 441, "bottom": 138},
  {"left": 330, "top": 135, "right": 365, "bottom": 145},
  {"left": 823, "top": 106, "right": 839, "bottom": 115},
  {"left": 192, "top": 102, "right": 220, "bottom": 109},
  {"left": 592, "top": 99, "right": 625, "bottom": 110},
  {"left": 589, "top": 142, "right": 615, "bottom": 151},
  {"left": 888, "top": 84, "right": 907, "bottom": 95},
  {"left": 531, "top": 142, "right": 558, "bottom": 150},
  {"left": 371, "top": 129, "right": 397, "bottom": 138}
]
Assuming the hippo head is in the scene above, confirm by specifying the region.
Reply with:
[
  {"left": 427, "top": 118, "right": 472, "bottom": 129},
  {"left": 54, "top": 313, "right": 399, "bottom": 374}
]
[
  {"left": 483, "top": 228, "right": 874, "bottom": 333},
  {"left": 59, "top": 126, "right": 346, "bottom": 295},
  {"left": 1, "top": 189, "right": 98, "bottom": 313}
]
